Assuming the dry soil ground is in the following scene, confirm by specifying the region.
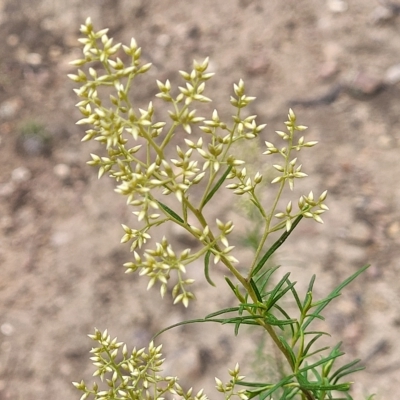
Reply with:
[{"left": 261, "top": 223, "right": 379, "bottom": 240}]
[{"left": 1, "top": 1, "right": 400, "bottom": 399}]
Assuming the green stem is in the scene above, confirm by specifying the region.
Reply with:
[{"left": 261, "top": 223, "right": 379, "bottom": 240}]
[
  {"left": 160, "top": 74, "right": 203, "bottom": 150},
  {"left": 251, "top": 130, "right": 294, "bottom": 271},
  {"left": 250, "top": 179, "right": 286, "bottom": 271},
  {"left": 180, "top": 199, "right": 306, "bottom": 384},
  {"left": 160, "top": 120, "right": 179, "bottom": 150},
  {"left": 199, "top": 109, "right": 240, "bottom": 210},
  {"left": 199, "top": 167, "right": 221, "bottom": 211}
]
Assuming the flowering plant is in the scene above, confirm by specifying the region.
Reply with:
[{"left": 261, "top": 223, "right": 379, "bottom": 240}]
[{"left": 69, "top": 18, "right": 370, "bottom": 400}]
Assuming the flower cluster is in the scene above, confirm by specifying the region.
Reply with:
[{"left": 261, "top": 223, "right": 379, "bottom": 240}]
[
  {"left": 275, "top": 190, "right": 329, "bottom": 231},
  {"left": 264, "top": 109, "right": 316, "bottom": 191},
  {"left": 70, "top": 18, "right": 327, "bottom": 307},
  {"left": 262, "top": 109, "right": 329, "bottom": 231},
  {"left": 73, "top": 329, "right": 209, "bottom": 400},
  {"left": 123, "top": 237, "right": 195, "bottom": 307},
  {"left": 69, "top": 18, "right": 269, "bottom": 306},
  {"left": 215, "top": 363, "right": 249, "bottom": 400}
]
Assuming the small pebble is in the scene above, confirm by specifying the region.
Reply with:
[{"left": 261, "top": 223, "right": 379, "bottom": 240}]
[
  {"left": 386, "top": 220, "right": 400, "bottom": 240},
  {"left": 0, "top": 323, "right": 14, "bottom": 336},
  {"left": 346, "top": 71, "right": 383, "bottom": 97},
  {"left": 25, "top": 53, "right": 42, "bottom": 66},
  {"left": 53, "top": 163, "right": 71, "bottom": 180},
  {"left": 11, "top": 166, "right": 32, "bottom": 182},
  {"left": 384, "top": 64, "right": 400, "bottom": 85},
  {"left": 327, "top": 0, "right": 348, "bottom": 13},
  {"left": 0, "top": 98, "right": 22, "bottom": 119}
]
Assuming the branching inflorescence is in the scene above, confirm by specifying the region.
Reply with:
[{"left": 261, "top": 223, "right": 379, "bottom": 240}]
[{"left": 70, "top": 18, "right": 370, "bottom": 400}]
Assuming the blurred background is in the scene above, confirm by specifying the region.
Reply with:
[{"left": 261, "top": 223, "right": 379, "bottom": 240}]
[{"left": 1, "top": 0, "right": 400, "bottom": 398}]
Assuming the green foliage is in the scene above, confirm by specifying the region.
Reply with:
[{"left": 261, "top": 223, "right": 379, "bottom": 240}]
[{"left": 70, "top": 17, "right": 371, "bottom": 400}]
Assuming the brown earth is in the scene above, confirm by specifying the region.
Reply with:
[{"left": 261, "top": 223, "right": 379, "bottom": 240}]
[{"left": 1, "top": 1, "right": 400, "bottom": 399}]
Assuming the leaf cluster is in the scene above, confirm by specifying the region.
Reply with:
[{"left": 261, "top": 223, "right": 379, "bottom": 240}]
[{"left": 155, "top": 263, "right": 369, "bottom": 400}]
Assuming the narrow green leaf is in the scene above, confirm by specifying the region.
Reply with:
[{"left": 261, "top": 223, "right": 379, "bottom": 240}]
[
  {"left": 251, "top": 214, "right": 303, "bottom": 277},
  {"left": 225, "top": 276, "right": 236, "bottom": 292},
  {"left": 234, "top": 321, "right": 240, "bottom": 336},
  {"left": 152, "top": 318, "right": 209, "bottom": 339},
  {"left": 304, "top": 331, "right": 331, "bottom": 337},
  {"left": 302, "top": 333, "right": 324, "bottom": 357},
  {"left": 245, "top": 388, "right": 268, "bottom": 400},
  {"left": 279, "top": 335, "right": 296, "bottom": 367},
  {"left": 302, "top": 265, "right": 369, "bottom": 331},
  {"left": 273, "top": 304, "right": 296, "bottom": 336},
  {"left": 309, "top": 367, "right": 321, "bottom": 382},
  {"left": 224, "top": 276, "right": 246, "bottom": 302},
  {"left": 297, "top": 376, "right": 351, "bottom": 392},
  {"left": 306, "top": 274, "right": 316, "bottom": 293},
  {"left": 311, "top": 292, "right": 341, "bottom": 307},
  {"left": 301, "top": 346, "right": 331, "bottom": 361},
  {"left": 272, "top": 303, "right": 292, "bottom": 320},
  {"left": 270, "top": 272, "right": 291, "bottom": 297},
  {"left": 222, "top": 315, "right": 261, "bottom": 324},
  {"left": 157, "top": 200, "right": 184, "bottom": 223},
  {"left": 230, "top": 320, "right": 259, "bottom": 326},
  {"left": 305, "top": 313, "right": 325, "bottom": 321},
  {"left": 280, "top": 387, "right": 301, "bottom": 400},
  {"left": 205, "top": 307, "right": 240, "bottom": 319},
  {"left": 287, "top": 277, "right": 303, "bottom": 312},
  {"left": 154, "top": 313, "right": 272, "bottom": 340},
  {"left": 330, "top": 359, "right": 364, "bottom": 384},
  {"left": 237, "top": 303, "right": 265, "bottom": 310},
  {"left": 265, "top": 313, "right": 297, "bottom": 326},
  {"left": 238, "top": 381, "right": 274, "bottom": 388},
  {"left": 297, "top": 350, "right": 344, "bottom": 374},
  {"left": 202, "top": 165, "right": 232, "bottom": 207},
  {"left": 265, "top": 272, "right": 291, "bottom": 309},
  {"left": 255, "top": 265, "right": 280, "bottom": 294},
  {"left": 239, "top": 304, "right": 245, "bottom": 315},
  {"left": 250, "top": 278, "right": 263, "bottom": 302},
  {"left": 302, "top": 275, "right": 315, "bottom": 310},
  {"left": 267, "top": 280, "right": 296, "bottom": 309},
  {"left": 204, "top": 250, "right": 216, "bottom": 286},
  {"left": 243, "top": 376, "right": 294, "bottom": 399},
  {"left": 251, "top": 376, "right": 295, "bottom": 399}
]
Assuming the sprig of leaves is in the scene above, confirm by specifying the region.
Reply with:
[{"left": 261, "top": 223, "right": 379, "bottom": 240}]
[
  {"left": 70, "top": 18, "right": 371, "bottom": 400},
  {"left": 70, "top": 18, "right": 327, "bottom": 307}
]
